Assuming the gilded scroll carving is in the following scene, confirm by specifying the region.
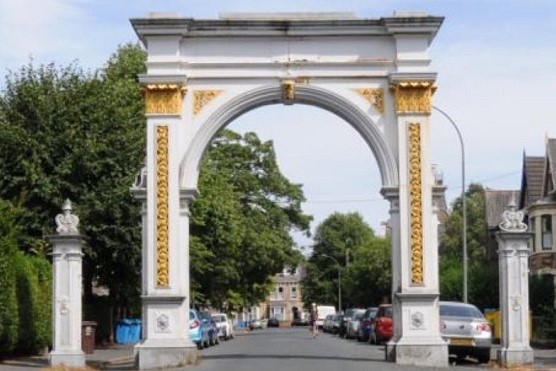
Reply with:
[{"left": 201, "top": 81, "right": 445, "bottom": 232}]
[
  {"left": 193, "top": 90, "right": 222, "bottom": 116},
  {"left": 156, "top": 126, "right": 169, "bottom": 287},
  {"left": 391, "top": 81, "right": 436, "bottom": 114},
  {"left": 408, "top": 122, "right": 424, "bottom": 284},
  {"left": 356, "top": 88, "right": 384, "bottom": 113},
  {"left": 142, "top": 84, "right": 186, "bottom": 115}
]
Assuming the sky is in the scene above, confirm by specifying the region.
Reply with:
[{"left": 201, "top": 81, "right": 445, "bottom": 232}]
[{"left": 1, "top": 0, "right": 555, "bottom": 246}]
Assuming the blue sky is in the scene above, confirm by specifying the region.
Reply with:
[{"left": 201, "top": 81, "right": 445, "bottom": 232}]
[{"left": 1, "top": 0, "right": 555, "bottom": 243}]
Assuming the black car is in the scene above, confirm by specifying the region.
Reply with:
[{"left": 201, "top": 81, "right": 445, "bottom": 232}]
[{"left": 267, "top": 317, "right": 280, "bottom": 327}]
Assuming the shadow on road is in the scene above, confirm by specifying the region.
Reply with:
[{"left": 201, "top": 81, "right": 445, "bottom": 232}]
[{"left": 201, "top": 353, "right": 381, "bottom": 363}]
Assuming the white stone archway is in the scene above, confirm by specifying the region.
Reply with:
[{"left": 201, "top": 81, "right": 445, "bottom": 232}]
[{"left": 131, "top": 12, "right": 447, "bottom": 369}]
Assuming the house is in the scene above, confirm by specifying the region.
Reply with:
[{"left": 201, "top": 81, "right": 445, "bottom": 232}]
[
  {"left": 485, "top": 189, "right": 520, "bottom": 262},
  {"left": 519, "top": 138, "right": 556, "bottom": 304},
  {"left": 258, "top": 265, "right": 307, "bottom": 326}
]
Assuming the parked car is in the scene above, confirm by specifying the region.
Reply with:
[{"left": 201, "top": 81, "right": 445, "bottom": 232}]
[
  {"left": 292, "top": 316, "right": 309, "bottom": 326},
  {"left": 339, "top": 308, "right": 364, "bottom": 338},
  {"left": 345, "top": 309, "right": 366, "bottom": 339},
  {"left": 322, "top": 314, "right": 336, "bottom": 333},
  {"left": 199, "top": 311, "right": 219, "bottom": 346},
  {"left": 370, "top": 304, "right": 392, "bottom": 344},
  {"left": 267, "top": 317, "right": 280, "bottom": 327},
  {"left": 249, "top": 318, "right": 263, "bottom": 330},
  {"left": 211, "top": 313, "right": 234, "bottom": 340},
  {"left": 357, "top": 307, "right": 377, "bottom": 342},
  {"left": 439, "top": 301, "right": 492, "bottom": 364},
  {"left": 316, "top": 305, "right": 336, "bottom": 329},
  {"left": 331, "top": 314, "right": 341, "bottom": 334},
  {"left": 189, "top": 309, "right": 210, "bottom": 349}
]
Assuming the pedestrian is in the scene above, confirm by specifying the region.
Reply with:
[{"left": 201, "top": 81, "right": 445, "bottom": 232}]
[{"left": 311, "top": 303, "right": 319, "bottom": 338}]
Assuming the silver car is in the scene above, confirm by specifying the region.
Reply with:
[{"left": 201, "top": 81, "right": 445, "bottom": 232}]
[{"left": 439, "top": 301, "right": 492, "bottom": 364}]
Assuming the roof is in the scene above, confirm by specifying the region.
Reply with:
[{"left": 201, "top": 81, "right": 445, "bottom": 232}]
[
  {"left": 485, "top": 189, "right": 520, "bottom": 228},
  {"left": 545, "top": 138, "right": 556, "bottom": 196},
  {"left": 519, "top": 155, "right": 544, "bottom": 208}
]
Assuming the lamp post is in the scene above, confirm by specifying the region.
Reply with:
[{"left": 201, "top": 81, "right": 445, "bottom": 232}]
[
  {"left": 433, "top": 105, "right": 468, "bottom": 303},
  {"left": 319, "top": 254, "right": 342, "bottom": 312}
]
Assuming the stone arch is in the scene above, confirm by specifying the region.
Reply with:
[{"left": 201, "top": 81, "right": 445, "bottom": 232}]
[{"left": 180, "top": 84, "right": 398, "bottom": 191}]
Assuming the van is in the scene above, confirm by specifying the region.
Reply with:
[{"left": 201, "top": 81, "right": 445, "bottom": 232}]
[{"left": 316, "top": 305, "right": 336, "bottom": 328}]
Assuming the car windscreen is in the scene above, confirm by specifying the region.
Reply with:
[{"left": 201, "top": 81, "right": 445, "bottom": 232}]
[
  {"left": 440, "top": 304, "right": 483, "bottom": 318},
  {"left": 212, "top": 315, "right": 225, "bottom": 322}
]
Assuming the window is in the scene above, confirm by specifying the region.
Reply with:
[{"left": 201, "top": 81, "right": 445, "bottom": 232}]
[
  {"left": 530, "top": 217, "right": 536, "bottom": 250},
  {"left": 271, "top": 306, "right": 284, "bottom": 320},
  {"left": 291, "top": 286, "right": 297, "bottom": 299},
  {"left": 278, "top": 286, "right": 284, "bottom": 299},
  {"left": 542, "top": 215, "right": 553, "bottom": 250}
]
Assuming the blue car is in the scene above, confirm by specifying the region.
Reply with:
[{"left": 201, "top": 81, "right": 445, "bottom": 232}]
[{"left": 189, "top": 309, "right": 210, "bottom": 349}]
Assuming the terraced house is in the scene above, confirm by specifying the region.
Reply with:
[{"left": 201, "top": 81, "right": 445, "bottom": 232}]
[{"left": 520, "top": 137, "right": 556, "bottom": 306}]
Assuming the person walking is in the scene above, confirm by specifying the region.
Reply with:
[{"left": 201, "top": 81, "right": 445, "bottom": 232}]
[{"left": 310, "top": 303, "right": 319, "bottom": 338}]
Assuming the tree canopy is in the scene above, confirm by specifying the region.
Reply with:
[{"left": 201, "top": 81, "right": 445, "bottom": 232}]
[
  {"left": 302, "top": 212, "right": 391, "bottom": 310},
  {"left": 191, "top": 130, "right": 311, "bottom": 309}
]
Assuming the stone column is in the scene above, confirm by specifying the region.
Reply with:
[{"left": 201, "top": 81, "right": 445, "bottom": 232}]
[
  {"left": 386, "top": 75, "right": 448, "bottom": 367},
  {"left": 133, "top": 80, "right": 198, "bottom": 370},
  {"left": 48, "top": 199, "right": 85, "bottom": 368},
  {"left": 496, "top": 201, "right": 534, "bottom": 367}
]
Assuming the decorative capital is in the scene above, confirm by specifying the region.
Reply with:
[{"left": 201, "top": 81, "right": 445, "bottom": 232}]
[
  {"left": 499, "top": 198, "right": 528, "bottom": 233},
  {"left": 390, "top": 81, "right": 436, "bottom": 114},
  {"left": 282, "top": 80, "right": 295, "bottom": 105},
  {"left": 193, "top": 89, "right": 223, "bottom": 116},
  {"left": 55, "top": 199, "right": 79, "bottom": 235},
  {"left": 141, "top": 84, "right": 187, "bottom": 115},
  {"left": 355, "top": 88, "right": 384, "bottom": 113}
]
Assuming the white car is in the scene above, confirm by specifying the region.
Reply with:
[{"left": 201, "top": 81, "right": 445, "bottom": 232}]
[{"left": 211, "top": 313, "right": 234, "bottom": 340}]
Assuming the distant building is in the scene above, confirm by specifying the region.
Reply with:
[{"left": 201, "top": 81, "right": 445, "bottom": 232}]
[
  {"left": 519, "top": 138, "right": 556, "bottom": 302},
  {"left": 258, "top": 265, "right": 307, "bottom": 326}
]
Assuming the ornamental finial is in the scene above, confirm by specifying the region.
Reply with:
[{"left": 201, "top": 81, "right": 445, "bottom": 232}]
[
  {"left": 55, "top": 199, "right": 79, "bottom": 234},
  {"left": 499, "top": 195, "right": 527, "bottom": 233}
]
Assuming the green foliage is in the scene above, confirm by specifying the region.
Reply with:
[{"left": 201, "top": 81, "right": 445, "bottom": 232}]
[
  {"left": 439, "top": 183, "right": 499, "bottom": 308},
  {"left": 0, "top": 44, "right": 146, "bottom": 312},
  {"left": 0, "top": 200, "right": 20, "bottom": 355},
  {"left": 14, "top": 252, "right": 52, "bottom": 353},
  {"left": 0, "top": 200, "right": 51, "bottom": 356},
  {"left": 190, "top": 130, "right": 311, "bottom": 309},
  {"left": 303, "top": 212, "right": 391, "bottom": 310}
]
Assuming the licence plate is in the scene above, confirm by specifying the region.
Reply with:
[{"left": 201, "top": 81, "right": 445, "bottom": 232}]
[{"left": 450, "top": 338, "right": 472, "bottom": 346}]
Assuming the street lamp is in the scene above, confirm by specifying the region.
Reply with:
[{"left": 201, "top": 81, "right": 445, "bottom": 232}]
[
  {"left": 433, "top": 105, "right": 468, "bottom": 303},
  {"left": 318, "top": 254, "right": 342, "bottom": 312}
]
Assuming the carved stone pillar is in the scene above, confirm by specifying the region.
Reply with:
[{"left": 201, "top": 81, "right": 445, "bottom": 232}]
[
  {"left": 386, "top": 75, "right": 448, "bottom": 367},
  {"left": 134, "top": 80, "right": 198, "bottom": 369},
  {"left": 496, "top": 201, "right": 534, "bottom": 367},
  {"left": 48, "top": 200, "right": 85, "bottom": 368}
]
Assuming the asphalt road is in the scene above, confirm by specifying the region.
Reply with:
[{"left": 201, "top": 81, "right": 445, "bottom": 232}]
[{"left": 194, "top": 327, "right": 488, "bottom": 371}]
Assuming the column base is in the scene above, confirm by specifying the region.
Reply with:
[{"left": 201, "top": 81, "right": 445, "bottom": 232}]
[
  {"left": 386, "top": 339, "right": 448, "bottom": 368},
  {"left": 135, "top": 339, "right": 198, "bottom": 370},
  {"left": 50, "top": 350, "right": 85, "bottom": 368},
  {"left": 498, "top": 347, "right": 534, "bottom": 367}
]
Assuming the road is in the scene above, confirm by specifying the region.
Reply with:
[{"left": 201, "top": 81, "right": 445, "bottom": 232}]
[{"left": 194, "top": 327, "right": 487, "bottom": 371}]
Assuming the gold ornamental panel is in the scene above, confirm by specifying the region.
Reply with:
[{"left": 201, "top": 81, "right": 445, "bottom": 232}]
[
  {"left": 391, "top": 81, "right": 436, "bottom": 114},
  {"left": 408, "top": 122, "right": 424, "bottom": 284},
  {"left": 355, "top": 88, "right": 384, "bottom": 113},
  {"left": 193, "top": 90, "right": 223, "bottom": 116},
  {"left": 142, "top": 84, "right": 187, "bottom": 115},
  {"left": 156, "top": 125, "right": 169, "bottom": 287}
]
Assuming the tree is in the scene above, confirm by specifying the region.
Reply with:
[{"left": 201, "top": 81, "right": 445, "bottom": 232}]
[
  {"left": 439, "top": 183, "right": 497, "bottom": 307},
  {"left": 302, "top": 212, "right": 391, "bottom": 310},
  {"left": 190, "top": 130, "right": 312, "bottom": 310},
  {"left": 0, "top": 44, "right": 146, "bottom": 314}
]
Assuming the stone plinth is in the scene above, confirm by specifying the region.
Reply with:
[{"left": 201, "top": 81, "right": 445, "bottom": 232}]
[{"left": 47, "top": 233, "right": 85, "bottom": 368}]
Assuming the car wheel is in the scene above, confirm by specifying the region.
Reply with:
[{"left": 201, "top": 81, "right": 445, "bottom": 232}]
[
  {"left": 477, "top": 350, "right": 491, "bottom": 364},
  {"left": 197, "top": 342, "right": 202, "bottom": 350},
  {"left": 215, "top": 336, "right": 220, "bottom": 345}
]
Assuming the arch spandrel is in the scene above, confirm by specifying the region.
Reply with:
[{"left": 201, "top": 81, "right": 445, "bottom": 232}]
[{"left": 179, "top": 83, "right": 398, "bottom": 191}]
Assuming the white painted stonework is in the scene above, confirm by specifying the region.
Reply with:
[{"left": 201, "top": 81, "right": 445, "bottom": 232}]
[
  {"left": 48, "top": 200, "right": 85, "bottom": 368},
  {"left": 497, "top": 204, "right": 534, "bottom": 367},
  {"left": 131, "top": 12, "right": 447, "bottom": 368}
]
